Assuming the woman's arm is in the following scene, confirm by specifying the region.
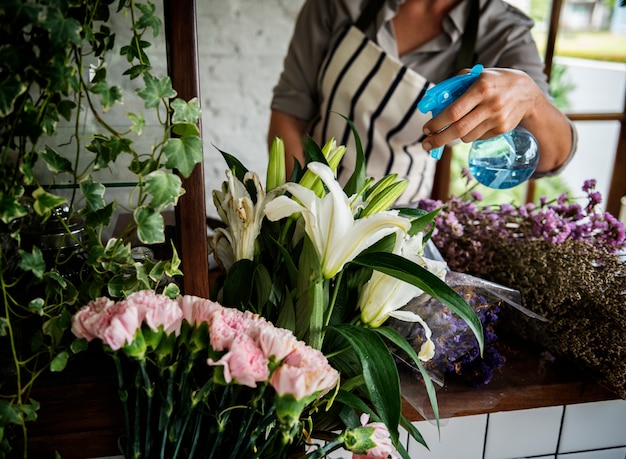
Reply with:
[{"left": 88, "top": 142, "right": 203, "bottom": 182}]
[{"left": 421, "top": 67, "right": 573, "bottom": 174}]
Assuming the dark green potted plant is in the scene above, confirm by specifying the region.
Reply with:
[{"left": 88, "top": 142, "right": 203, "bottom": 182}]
[{"left": 0, "top": 1, "right": 202, "bottom": 456}]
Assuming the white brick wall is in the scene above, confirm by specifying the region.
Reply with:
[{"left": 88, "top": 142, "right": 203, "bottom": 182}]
[{"left": 196, "top": 0, "right": 305, "bottom": 218}]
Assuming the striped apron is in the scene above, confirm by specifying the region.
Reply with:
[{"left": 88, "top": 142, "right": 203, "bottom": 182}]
[{"left": 309, "top": 25, "right": 436, "bottom": 205}]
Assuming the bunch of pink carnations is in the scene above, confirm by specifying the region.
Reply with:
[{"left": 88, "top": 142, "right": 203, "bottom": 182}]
[{"left": 71, "top": 290, "right": 398, "bottom": 459}]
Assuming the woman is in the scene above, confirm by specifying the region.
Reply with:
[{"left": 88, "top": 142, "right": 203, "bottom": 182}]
[{"left": 268, "top": 0, "right": 576, "bottom": 204}]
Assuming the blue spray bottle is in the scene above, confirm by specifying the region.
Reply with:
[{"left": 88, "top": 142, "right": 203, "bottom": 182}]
[{"left": 417, "top": 64, "right": 539, "bottom": 190}]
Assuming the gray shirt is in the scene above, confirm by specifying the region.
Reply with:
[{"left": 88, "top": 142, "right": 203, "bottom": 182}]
[{"left": 272, "top": 0, "right": 549, "bottom": 122}]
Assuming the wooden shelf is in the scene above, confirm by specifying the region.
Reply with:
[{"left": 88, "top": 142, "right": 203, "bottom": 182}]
[
  {"left": 22, "top": 337, "right": 618, "bottom": 458},
  {"left": 400, "top": 335, "right": 617, "bottom": 421}
]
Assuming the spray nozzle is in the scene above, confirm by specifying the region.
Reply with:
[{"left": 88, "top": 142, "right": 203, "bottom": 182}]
[{"left": 418, "top": 64, "right": 484, "bottom": 159}]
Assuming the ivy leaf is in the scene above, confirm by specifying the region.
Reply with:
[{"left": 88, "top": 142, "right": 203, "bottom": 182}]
[
  {"left": 19, "top": 247, "right": 46, "bottom": 279},
  {"left": 40, "top": 146, "right": 73, "bottom": 174},
  {"left": 70, "top": 338, "right": 88, "bottom": 354},
  {"left": 0, "top": 192, "right": 28, "bottom": 224},
  {"left": 123, "top": 63, "right": 151, "bottom": 80},
  {"left": 42, "top": 8, "right": 82, "bottom": 46},
  {"left": 162, "top": 283, "right": 180, "bottom": 298},
  {"left": 144, "top": 170, "right": 184, "bottom": 210},
  {"left": 0, "top": 400, "right": 24, "bottom": 426},
  {"left": 91, "top": 80, "right": 123, "bottom": 111},
  {"left": 128, "top": 112, "right": 146, "bottom": 134},
  {"left": 50, "top": 351, "right": 69, "bottom": 372},
  {"left": 83, "top": 201, "right": 115, "bottom": 228},
  {"left": 28, "top": 298, "right": 45, "bottom": 316},
  {"left": 135, "top": 2, "right": 162, "bottom": 37},
  {"left": 171, "top": 122, "right": 200, "bottom": 137},
  {"left": 136, "top": 73, "right": 176, "bottom": 109},
  {"left": 163, "top": 135, "right": 203, "bottom": 178},
  {"left": 120, "top": 36, "right": 151, "bottom": 64},
  {"left": 171, "top": 98, "right": 201, "bottom": 124},
  {"left": 57, "top": 99, "right": 76, "bottom": 121},
  {"left": 134, "top": 207, "right": 165, "bottom": 244},
  {"left": 21, "top": 399, "right": 39, "bottom": 422},
  {"left": 0, "top": 74, "right": 27, "bottom": 117},
  {"left": 32, "top": 187, "right": 67, "bottom": 219},
  {"left": 80, "top": 176, "right": 106, "bottom": 211}
]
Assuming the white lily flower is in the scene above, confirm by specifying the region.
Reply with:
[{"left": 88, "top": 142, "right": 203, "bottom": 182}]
[
  {"left": 264, "top": 162, "right": 410, "bottom": 279},
  {"left": 211, "top": 169, "right": 268, "bottom": 269},
  {"left": 357, "top": 233, "right": 447, "bottom": 361}
]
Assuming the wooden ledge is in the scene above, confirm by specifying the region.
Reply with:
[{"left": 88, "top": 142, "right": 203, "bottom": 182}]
[{"left": 401, "top": 335, "right": 618, "bottom": 421}]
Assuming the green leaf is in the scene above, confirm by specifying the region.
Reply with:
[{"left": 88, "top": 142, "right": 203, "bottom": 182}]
[
  {"left": 70, "top": 338, "right": 88, "bottom": 354},
  {"left": 21, "top": 399, "right": 39, "bottom": 423},
  {"left": 42, "top": 8, "right": 82, "bottom": 46},
  {"left": 0, "top": 192, "right": 28, "bottom": 224},
  {"left": 163, "top": 136, "right": 203, "bottom": 178},
  {"left": 39, "top": 146, "right": 73, "bottom": 174},
  {"left": 91, "top": 81, "right": 123, "bottom": 111},
  {"left": 330, "top": 324, "right": 401, "bottom": 441},
  {"left": 135, "top": 2, "right": 162, "bottom": 36},
  {"left": 19, "top": 247, "right": 46, "bottom": 279},
  {"left": 338, "top": 114, "right": 366, "bottom": 196},
  {"left": 144, "top": 170, "right": 184, "bottom": 210},
  {"left": 397, "top": 207, "right": 442, "bottom": 236},
  {"left": 171, "top": 122, "right": 200, "bottom": 137},
  {"left": 28, "top": 298, "right": 45, "bottom": 316},
  {"left": 217, "top": 147, "right": 249, "bottom": 182},
  {"left": 50, "top": 351, "right": 69, "bottom": 372},
  {"left": 136, "top": 73, "right": 176, "bottom": 109},
  {"left": 162, "top": 283, "right": 180, "bottom": 298},
  {"left": 0, "top": 400, "right": 24, "bottom": 426},
  {"left": 0, "top": 74, "right": 27, "bottom": 117},
  {"left": 134, "top": 207, "right": 165, "bottom": 244},
  {"left": 171, "top": 98, "right": 201, "bottom": 124},
  {"left": 352, "top": 252, "right": 484, "bottom": 354},
  {"left": 32, "top": 187, "right": 67, "bottom": 218},
  {"left": 128, "top": 112, "right": 146, "bottom": 134},
  {"left": 80, "top": 176, "right": 107, "bottom": 211},
  {"left": 375, "top": 326, "right": 440, "bottom": 434}
]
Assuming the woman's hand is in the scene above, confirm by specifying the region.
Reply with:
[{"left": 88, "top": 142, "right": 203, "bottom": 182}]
[{"left": 422, "top": 68, "right": 573, "bottom": 174}]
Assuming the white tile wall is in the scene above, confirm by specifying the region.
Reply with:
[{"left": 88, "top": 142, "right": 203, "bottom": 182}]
[
  {"left": 408, "top": 414, "right": 488, "bottom": 458},
  {"left": 484, "top": 406, "right": 564, "bottom": 459},
  {"left": 559, "top": 400, "right": 626, "bottom": 453},
  {"left": 92, "top": 400, "right": 626, "bottom": 459},
  {"left": 557, "top": 448, "right": 626, "bottom": 459}
]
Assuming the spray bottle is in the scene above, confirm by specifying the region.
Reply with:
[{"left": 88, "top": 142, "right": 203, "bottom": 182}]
[{"left": 417, "top": 64, "right": 539, "bottom": 190}]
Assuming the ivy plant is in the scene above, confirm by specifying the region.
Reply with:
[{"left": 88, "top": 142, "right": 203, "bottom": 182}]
[{"left": 0, "top": 0, "right": 203, "bottom": 456}]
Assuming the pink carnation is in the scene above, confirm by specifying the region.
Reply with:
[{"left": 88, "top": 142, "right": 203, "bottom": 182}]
[
  {"left": 177, "top": 294, "right": 222, "bottom": 325},
  {"left": 125, "top": 290, "right": 183, "bottom": 336},
  {"left": 270, "top": 342, "right": 339, "bottom": 400},
  {"left": 97, "top": 300, "right": 143, "bottom": 350},
  {"left": 257, "top": 324, "right": 298, "bottom": 361},
  {"left": 208, "top": 308, "right": 268, "bottom": 351},
  {"left": 352, "top": 414, "right": 398, "bottom": 459},
  {"left": 208, "top": 334, "right": 269, "bottom": 387},
  {"left": 71, "top": 297, "right": 115, "bottom": 341}
]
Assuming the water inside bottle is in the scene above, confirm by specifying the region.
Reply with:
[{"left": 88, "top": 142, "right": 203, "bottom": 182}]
[{"left": 468, "top": 128, "right": 539, "bottom": 189}]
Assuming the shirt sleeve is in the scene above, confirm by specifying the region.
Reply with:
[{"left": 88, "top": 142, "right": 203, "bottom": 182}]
[{"left": 270, "top": 0, "right": 350, "bottom": 122}]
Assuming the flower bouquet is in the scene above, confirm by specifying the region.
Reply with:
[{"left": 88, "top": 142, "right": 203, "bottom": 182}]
[
  {"left": 420, "top": 176, "right": 626, "bottom": 399},
  {"left": 72, "top": 290, "right": 391, "bottom": 458},
  {"left": 206, "top": 130, "right": 485, "bottom": 457}
]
